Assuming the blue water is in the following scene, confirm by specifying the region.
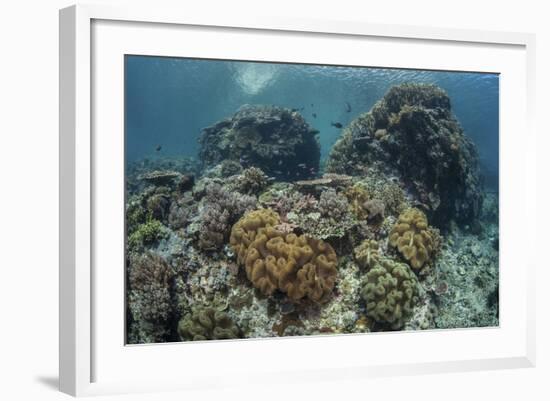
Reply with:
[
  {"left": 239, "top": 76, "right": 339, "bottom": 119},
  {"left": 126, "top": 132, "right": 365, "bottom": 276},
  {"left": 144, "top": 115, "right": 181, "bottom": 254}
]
[{"left": 125, "top": 56, "right": 499, "bottom": 185}]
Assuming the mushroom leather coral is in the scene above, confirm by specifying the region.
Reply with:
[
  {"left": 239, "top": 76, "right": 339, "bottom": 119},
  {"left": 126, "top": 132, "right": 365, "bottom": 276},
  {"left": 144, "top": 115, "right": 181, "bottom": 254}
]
[
  {"left": 361, "top": 257, "right": 419, "bottom": 329},
  {"left": 389, "top": 208, "right": 435, "bottom": 270},
  {"left": 230, "top": 208, "right": 338, "bottom": 303},
  {"left": 178, "top": 307, "right": 240, "bottom": 341},
  {"left": 354, "top": 239, "right": 381, "bottom": 270}
]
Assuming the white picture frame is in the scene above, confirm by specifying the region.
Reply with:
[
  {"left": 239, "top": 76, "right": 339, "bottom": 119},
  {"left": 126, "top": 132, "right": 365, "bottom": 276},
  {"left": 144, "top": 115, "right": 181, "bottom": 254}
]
[{"left": 59, "top": 4, "right": 536, "bottom": 397}]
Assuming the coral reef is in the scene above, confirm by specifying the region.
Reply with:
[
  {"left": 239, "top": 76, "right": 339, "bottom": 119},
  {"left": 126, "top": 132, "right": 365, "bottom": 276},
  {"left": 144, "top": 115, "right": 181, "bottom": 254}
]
[
  {"left": 199, "top": 105, "right": 320, "bottom": 180},
  {"left": 389, "top": 208, "right": 439, "bottom": 270},
  {"left": 125, "top": 87, "right": 498, "bottom": 344},
  {"left": 230, "top": 209, "right": 338, "bottom": 303},
  {"left": 178, "top": 307, "right": 240, "bottom": 341},
  {"left": 326, "top": 83, "right": 483, "bottom": 225},
  {"left": 360, "top": 257, "right": 420, "bottom": 329},
  {"left": 127, "top": 253, "right": 175, "bottom": 343}
]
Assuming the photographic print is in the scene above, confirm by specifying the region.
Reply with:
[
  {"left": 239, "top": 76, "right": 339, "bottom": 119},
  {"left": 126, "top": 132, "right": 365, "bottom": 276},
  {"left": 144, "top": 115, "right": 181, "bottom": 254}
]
[{"left": 125, "top": 56, "right": 499, "bottom": 344}]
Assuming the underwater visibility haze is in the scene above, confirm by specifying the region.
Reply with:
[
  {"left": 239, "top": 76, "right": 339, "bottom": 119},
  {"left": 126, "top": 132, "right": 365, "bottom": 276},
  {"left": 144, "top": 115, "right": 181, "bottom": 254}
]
[{"left": 125, "top": 56, "right": 499, "bottom": 344}]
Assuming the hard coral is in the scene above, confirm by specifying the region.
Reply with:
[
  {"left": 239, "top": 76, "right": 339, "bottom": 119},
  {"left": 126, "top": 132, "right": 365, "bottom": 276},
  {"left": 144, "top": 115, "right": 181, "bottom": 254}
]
[
  {"left": 389, "top": 208, "right": 437, "bottom": 270},
  {"left": 326, "top": 83, "right": 483, "bottom": 225},
  {"left": 197, "top": 183, "right": 257, "bottom": 250},
  {"left": 127, "top": 253, "right": 175, "bottom": 343},
  {"left": 199, "top": 105, "right": 320, "bottom": 180},
  {"left": 128, "top": 218, "right": 167, "bottom": 250},
  {"left": 318, "top": 188, "right": 350, "bottom": 220},
  {"left": 230, "top": 166, "right": 270, "bottom": 195},
  {"left": 361, "top": 257, "right": 419, "bottom": 329},
  {"left": 230, "top": 209, "right": 338, "bottom": 303},
  {"left": 178, "top": 307, "right": 240, "bottom": 341}
]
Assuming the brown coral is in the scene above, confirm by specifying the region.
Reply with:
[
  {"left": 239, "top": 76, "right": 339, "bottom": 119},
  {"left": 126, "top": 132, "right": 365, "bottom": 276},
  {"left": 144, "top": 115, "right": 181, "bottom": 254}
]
[
  {"left": 230, "top": 209, "right": 338, "bottom": 303},
  {"left": 389, "top": 208, "right": 437, "bottom": 270},
  {"left": 344, "top": 184, "right": 370, "bottom": 220},
  {"left": 354, "top": 239, "right": 381, "bottom": 270}
]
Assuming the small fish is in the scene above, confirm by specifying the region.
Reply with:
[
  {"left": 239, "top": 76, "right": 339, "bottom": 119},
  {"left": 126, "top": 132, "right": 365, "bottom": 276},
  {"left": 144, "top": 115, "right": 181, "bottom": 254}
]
[
  {"left": 331, "top": 122, "right": 343, "bottom": 129},
  {"left": 312, "top": 113, "right": 317, "bottom": 118},
  {"left": 345, "top": 102, "right": 352, "bottom": 113},
  {"left": 297, "top": 163, "right": 307, "bottom": 168},
  {"left": 274, "top": 170, "right": 283, "bottom": 174},
  {"left": 310, "top": 103, "right": 314, "bottom": 107},
  {"left": 155, "top": 145, "right": 162, "bottom": 152}
]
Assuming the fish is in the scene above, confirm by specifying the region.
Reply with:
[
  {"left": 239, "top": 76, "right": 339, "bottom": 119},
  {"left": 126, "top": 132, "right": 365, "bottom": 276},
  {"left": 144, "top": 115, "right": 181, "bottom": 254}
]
[
  {"left": 331, "top": 122, "right": 343, "bottom": 129},
  {"left": 345, "top": 102, "right": 352, "bottom": 112},
  {"left": 310, "top": 103, "right": 314, "bottom": 107},
  {"left": 312, "top": 113, "right": 317, "bottom": 118},
  {"left": 155, "top": 145, "right": 162, "bottom": 152},
  {"left": 297, "top": 163, "right": 307, "bottom": 168}
]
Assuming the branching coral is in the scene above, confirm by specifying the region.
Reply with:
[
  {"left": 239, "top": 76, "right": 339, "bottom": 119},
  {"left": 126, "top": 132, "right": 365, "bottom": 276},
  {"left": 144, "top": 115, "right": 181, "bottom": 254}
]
[
  {"left": 230, "top": 209, "right": 338, "bottom": 303},
  {"left": 230, "top": 167, "right": 270, "bottom": 195},
  {"left": 177, "top": 307, "right": 240, "bottom": 341},
  {"left": 360, "top": 257, "right": 419, "bottom": 329},
  {"left": 128, "top": 253, "right": 175, "bottom": 342},
  {"left": 167, "top": 194, "right": 197, "bottom": 230},
  {"left": 128, "top": 218, "right": 167, "bottom": 250},
  {"left": 389, "top": 208, "right": 438, "bottom": 270},
  {"left": 197, "top": 183, "right": 257, "bottom": 250},
  {"left": 318, "top": 188, "right": 350, "bottom": 220}
]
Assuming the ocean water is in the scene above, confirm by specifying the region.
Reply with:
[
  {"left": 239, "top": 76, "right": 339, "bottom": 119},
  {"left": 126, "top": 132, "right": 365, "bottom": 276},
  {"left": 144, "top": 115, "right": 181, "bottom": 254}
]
[{"left": 125, "top": 56, "right": 499, "bottom": 188}]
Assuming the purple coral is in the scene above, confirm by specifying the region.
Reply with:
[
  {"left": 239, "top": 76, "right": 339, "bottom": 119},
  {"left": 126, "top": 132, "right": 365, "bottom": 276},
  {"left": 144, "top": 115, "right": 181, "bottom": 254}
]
[
  {"left": 198, "top": 183, "right": 257, "bottom": 250},
  {"left": 127, "top": 253, "right": 175, "bottom": 343}
]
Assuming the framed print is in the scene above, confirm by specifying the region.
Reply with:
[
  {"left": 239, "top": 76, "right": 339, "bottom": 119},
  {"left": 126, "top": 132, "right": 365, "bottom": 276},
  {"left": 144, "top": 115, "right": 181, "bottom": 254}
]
[{"left": 59, "top": 4, "right": 536, "bottom": 396}]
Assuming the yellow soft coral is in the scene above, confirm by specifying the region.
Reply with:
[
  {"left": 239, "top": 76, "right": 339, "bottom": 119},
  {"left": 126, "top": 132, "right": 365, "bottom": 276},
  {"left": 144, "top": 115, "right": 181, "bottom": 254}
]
[
  {"left": 344, "top": 184, "right": 370, "bottom": 220},
  {"left": 389, "top": 208, "right": 436, "bottom": 270},
  {"left": 354, "top": 239, "right": 381, "bottom": 270},
  {"left": 230, "top": 209, "right": 338, "bottom": 303}
]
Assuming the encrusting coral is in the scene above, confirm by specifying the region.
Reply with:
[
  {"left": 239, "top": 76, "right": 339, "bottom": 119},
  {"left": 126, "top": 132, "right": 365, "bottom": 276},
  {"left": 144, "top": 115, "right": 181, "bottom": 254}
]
[
  {"left": 360, "top": 257, "right": 419, "bottom": 329},
  {"left": 389, "top": 208, "right": 438, "bottom": 270},
  {"left": 230, "top": 208, "right": 338, "bottom": 303},
  {"left": 177, "top": 307, "right": 240, "bottom": 341}
]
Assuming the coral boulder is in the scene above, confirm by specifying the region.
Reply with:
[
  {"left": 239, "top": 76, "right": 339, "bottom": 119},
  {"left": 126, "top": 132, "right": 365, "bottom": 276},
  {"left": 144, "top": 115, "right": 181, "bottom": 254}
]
[
  {"left": 326, "top": 83, "right": 483, "bottom": 225},
  {"left": 199, "top": 105, "right": 320, "bottom": 180}
]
